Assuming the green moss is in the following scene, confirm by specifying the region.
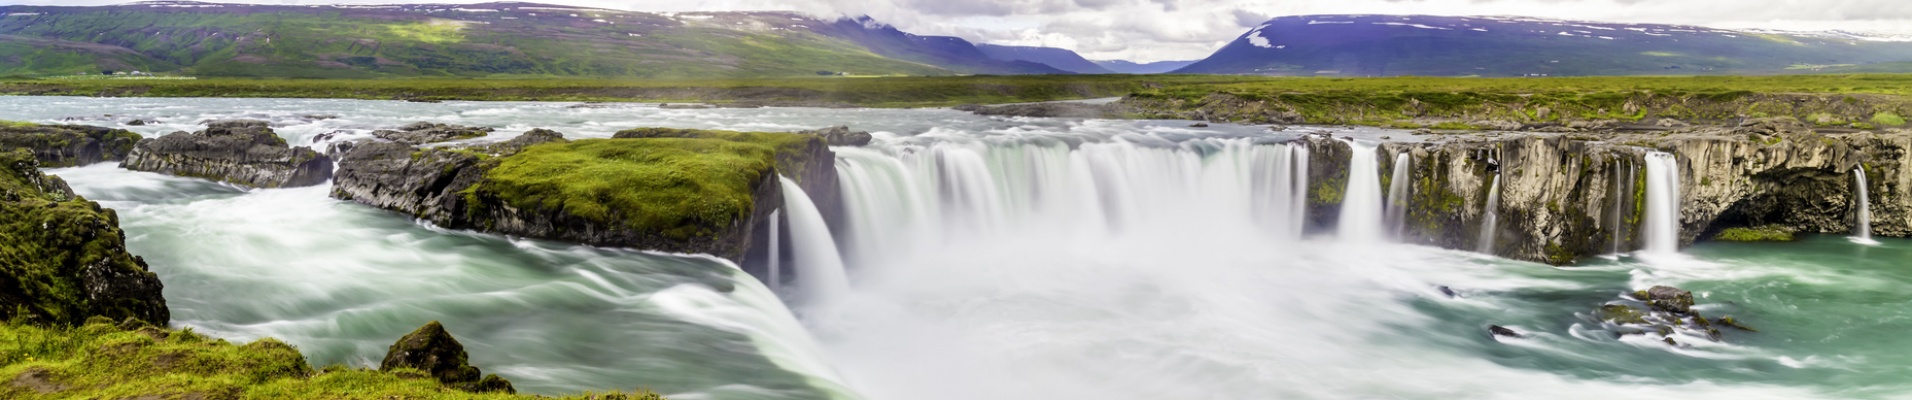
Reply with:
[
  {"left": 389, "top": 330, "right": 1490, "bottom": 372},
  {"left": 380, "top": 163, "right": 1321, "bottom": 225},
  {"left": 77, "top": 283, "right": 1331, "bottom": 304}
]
[
  {"left": 1598, "top": 304, "right": 1649, "bottom": 325},
  {"left": 1713, "top": 226, "right": 1795, "bottom": 242},
  {"left": 0, "top": 319, "right": 664, "bottom": 399},
  {"left": 0, "top": 149, "right": 166, "bottom": 325},
  {"left": 469, "top": 138, "right": 778, "bottom": 241},
  {"left": 1871, "top": 112, "right": 1906, "bottom": 126},
  {"left": 1543, "top": 243, "right": 1576, "bottom": 265}
]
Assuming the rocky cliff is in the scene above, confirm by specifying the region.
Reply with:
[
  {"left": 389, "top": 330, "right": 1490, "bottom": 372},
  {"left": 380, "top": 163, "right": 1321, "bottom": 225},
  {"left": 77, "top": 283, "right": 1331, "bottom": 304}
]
[
  {"left": 0, "top": 122, "right": 143, "bottom": 167},
  {"left": 1298, "top": 119, "right": 1908, "bottom": 264},
  {"left": 120, "top": 120, "right": 333, "bottom": 188},
  {"left": 0, "top": 149, "right": 168, "bottom": 325},
  {"left": 332, "top": 128, "right": 839, "bottom": 269}
]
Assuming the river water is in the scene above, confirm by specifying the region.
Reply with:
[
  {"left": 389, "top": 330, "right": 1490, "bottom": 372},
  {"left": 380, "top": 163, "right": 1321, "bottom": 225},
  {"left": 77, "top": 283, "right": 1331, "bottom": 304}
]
[{"left": 5, "top": 96, "right": 1910, "bottom": 399}]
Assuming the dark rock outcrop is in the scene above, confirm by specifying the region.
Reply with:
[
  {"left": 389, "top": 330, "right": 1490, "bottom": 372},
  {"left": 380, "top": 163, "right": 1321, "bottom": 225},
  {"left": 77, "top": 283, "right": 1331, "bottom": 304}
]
[
  {"left": 379, "top": 321, "right": 514, "bottom": 394},
  {"left": 332, "top": 128, "right": 835, "bottom": 270},
  {"left": 372, "top": 122, "right": 494, "bottom": 145},
  {"left": 0, "top": 123, "right": 143, "bottom": 167},
  {"left": 120, "top": 120, "right": 333, "bottom": 188},
  {"left": 1354, "top": 119, "right": 1910, "bottom": 264},
  {"left": 0, "top": 149, "right": 168, "bottom": 326},
  {"left": 797, "top": 126, "right": 873, "bottom": 146}
]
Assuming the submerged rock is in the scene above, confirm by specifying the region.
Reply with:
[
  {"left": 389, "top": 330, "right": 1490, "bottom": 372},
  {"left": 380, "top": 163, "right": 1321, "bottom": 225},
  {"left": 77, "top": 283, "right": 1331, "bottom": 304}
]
[
  {"left": 1487, "top": 325, "right": 1522, "bottom": 338},
  {"left": 797, "top": 125, "right": 873, "bottom": 146},
  {"left": 0, "top": 149, "right": 168, "bottom": 326},
  {"left": 1640, "top": 286, "right": 1695, "bottom": 314},
  {"left": 372, "top": 122, "right": 494, "bottom": 145},
  {"left": 120, "top": 120, "right": 332, "bottom": 188},
  {"left": 378, "top": 321, "right": 514, "bottom": 394},
  {"left": 0, "top": 122, "right": 143, "bottom": 167}
]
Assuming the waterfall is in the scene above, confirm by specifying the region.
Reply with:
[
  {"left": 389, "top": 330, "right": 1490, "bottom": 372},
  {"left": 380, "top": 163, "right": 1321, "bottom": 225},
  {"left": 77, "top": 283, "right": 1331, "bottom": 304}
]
[
  {"left": 1608, "top": 159, "right": 1627, "bottom": 254},
  {"left": 1385, "top": 152, "right": 1411, "bottom": 240},
  {"left": 1643, "top": 152, "right": 1681, "bottom": 255},
  {"left": 1478, "top": 174, "right": 1501, "bottom": 253},
  {"left": 767, "top": 209, "right": 781, "bottom": 292},
  {"left": 778, "top": 177, "right": 851, "bottom": 303},
  {"left": 1338, "top": 143, "right": 1384, "bottom": 242},
  {"left": 834, "top": 138, "right": 1316, "bottom": 268},
  {"left": 1854, "top": 167, "right": 1873, "bottom": 241}
]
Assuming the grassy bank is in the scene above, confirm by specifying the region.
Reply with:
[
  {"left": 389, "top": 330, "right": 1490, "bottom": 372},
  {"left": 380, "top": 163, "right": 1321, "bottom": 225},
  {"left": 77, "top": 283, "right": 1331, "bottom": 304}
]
[
  {"left": 0, "top": 318, "right": 663, "bottom": 399},
  {"left": 5, "top": 74, "right": 1912, "bottom": 107},
  {"left": 0, "top": 75, "right": 1262, "bottom": 107}
]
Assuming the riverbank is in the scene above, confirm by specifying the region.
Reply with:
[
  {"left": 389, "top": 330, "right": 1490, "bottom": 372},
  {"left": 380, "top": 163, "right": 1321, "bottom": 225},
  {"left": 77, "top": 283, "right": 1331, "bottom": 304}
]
[{"left": 4, "top": 75, "right": 1911, "bottom": 123}]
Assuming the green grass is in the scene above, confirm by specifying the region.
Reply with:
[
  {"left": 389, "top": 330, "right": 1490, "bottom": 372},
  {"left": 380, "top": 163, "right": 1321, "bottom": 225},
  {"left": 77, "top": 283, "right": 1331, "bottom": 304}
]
[
  {"left": 1872, "top": 112, "right": 1906, "bottom": 126},
  {"left": 1712, "top": 226, "right": 1796, "bottom": 242},
  {"left": 0, "top": 318, "right": 665, "bottom": 399},
  {"left": 471, "top": 137, "right": 779, "bottom": 241}
]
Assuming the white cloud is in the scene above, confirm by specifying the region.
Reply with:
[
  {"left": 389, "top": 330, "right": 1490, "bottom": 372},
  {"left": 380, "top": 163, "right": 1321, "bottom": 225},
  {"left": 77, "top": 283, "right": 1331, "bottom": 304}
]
[{"left": 5, "top": 0, "right": 1911, "bottom": 62}]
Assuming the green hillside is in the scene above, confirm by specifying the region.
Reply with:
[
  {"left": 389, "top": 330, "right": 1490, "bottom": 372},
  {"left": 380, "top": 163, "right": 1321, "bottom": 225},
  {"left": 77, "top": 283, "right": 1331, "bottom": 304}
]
[{"left": 0, "top": 2, "right": 962, "bottom": 78}]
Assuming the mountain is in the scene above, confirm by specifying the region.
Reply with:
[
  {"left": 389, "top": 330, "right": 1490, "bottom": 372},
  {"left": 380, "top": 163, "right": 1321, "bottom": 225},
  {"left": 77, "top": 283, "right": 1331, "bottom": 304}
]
[
  {"left": 808, "top": 17, "right": 1068, "bottom": 75},
  {"left": 0, "top": 2, "right": 1057, "bottom": 78},
  {"left": 1178, "top": 15, "right": 1912, "bottom": 76},
  {"left": 1094, "top": 60, "right": 1197, "bottom": 74},
  {"left": 974, "top": 44, "right": 1112, "bottom": 74}
]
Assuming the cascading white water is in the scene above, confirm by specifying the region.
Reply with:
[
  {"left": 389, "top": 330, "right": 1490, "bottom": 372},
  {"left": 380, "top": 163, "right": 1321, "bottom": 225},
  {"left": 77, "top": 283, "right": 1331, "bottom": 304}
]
[
  {"left": 1338, "top": 143, "right": 1385, "bottom": 242},
  {"left": 768, "top": 209, "right": 782, "bottom": 292},
  {"left": 1854, "top": 167, "right": 1874, "bottom": 242},
  {"left": 1643, "top": 152, "right": 1681, "bottom": 255},
  {"left": 833, "top": 138, "right": 1314, "bottom": 267},
  {"left": 1478, "top": 174, "right": 1501, "bottom": 253},
  {"left": 1609, "top": 159, "right": 1628, "bottom": 255},
  {"left": 779, "top": 177, "right": 851, "bottom": 303},
  {"left": 1385, "top": 152, "right": 1411, "bottom": 240}
]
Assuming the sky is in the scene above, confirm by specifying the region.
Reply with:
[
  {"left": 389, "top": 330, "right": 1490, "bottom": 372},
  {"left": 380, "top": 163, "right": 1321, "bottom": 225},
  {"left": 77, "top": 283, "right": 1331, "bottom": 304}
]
[{"left": 6, "top": 0, "right": 1912, "bottom": 62}]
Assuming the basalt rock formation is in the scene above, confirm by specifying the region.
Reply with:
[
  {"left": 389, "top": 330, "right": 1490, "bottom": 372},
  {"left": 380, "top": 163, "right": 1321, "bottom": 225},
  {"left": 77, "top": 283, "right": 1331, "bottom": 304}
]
[
  {"left": 1298, "top": 118, "right": 1908, "bottom": 264},
  {"left": 381, "top": 321, "right": 515, "bottom": 394},
  {"left": 797, "top": 125, "right": 874, "bottom": 147},
  {"left": 0, "top": 149, "right": 168, "bottom": 326},
  {"left": 120, "top": 120, "right": 333, "bottom": 188},
  {"left": 373, "top": 122, "right": 494, "bottom": 145},
  {"left": 332, "top": 128, "right": 839, "bottom": 269},
  {"left": 0, "top": 122, "right": 143, "bottom": 167}
]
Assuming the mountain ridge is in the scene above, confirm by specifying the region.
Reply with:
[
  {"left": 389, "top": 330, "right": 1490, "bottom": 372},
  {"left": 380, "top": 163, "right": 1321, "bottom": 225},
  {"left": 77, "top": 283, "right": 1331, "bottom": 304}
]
[
  {"left": 0, "top": 2, "right": 1067, "bottom": 78},
  {"left": 1176, "top": 14, "right": 1912, "bottom": 76}
]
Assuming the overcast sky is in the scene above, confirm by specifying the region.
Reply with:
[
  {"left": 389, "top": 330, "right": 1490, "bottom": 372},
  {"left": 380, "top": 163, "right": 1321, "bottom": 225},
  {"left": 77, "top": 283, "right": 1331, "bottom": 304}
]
[{"left": 6, "top": 0, "right": 1911, "bottom": 62}]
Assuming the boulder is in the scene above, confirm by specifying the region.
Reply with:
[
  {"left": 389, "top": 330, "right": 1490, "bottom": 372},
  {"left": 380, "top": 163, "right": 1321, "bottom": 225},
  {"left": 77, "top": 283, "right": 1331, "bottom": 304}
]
[
  {"left": 379, "top": 321, "right": 514, "bottom": 394},
  {"left": 1640, "top": 285, "right": 1695, "bottom": 314},
  {"left": 797, "top": 126, "right": 873, "bottom": 146},
  {"left": 0, "top": 149, "right": 168, "bottom": 326},
  {"left": 372, "top": 122, "right": 494, "bottom": 145},
  {"left": 119, "top": 120, "right": 332, "bottom": 188},
  {"left": 0, "top": 122, "right": 144, "bottom": 167}
]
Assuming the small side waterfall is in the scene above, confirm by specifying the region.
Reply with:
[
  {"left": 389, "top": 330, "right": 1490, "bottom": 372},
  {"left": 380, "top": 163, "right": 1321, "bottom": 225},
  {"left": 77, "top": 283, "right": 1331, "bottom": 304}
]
[
  {"left": 1478, "top": 174, "right": 1501, "bottom": 253},
  {"left": 1854, "top": 167, "right": 1874, "bottom": 241},
  {"left": 767, "top": 209, "right": 782, "bottom": 292},
  {"left": 1643, "top": 152, "right": 1681, "bottom": 255},
  {"left": 1609, "top": 159, "right": 1630, "bottom": 254},
  {"left": 1385, "top": 152, "right": 1411, "bottom": 240},
  {"left": 778, "top": 177, "right": 851, "bottom": 303},
  {"left": 1339, "top": 143, "right": 1384, "bottom": 242}
]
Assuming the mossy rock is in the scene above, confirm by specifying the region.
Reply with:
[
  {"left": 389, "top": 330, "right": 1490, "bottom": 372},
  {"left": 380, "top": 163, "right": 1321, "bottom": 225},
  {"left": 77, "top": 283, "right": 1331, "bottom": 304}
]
[
  {"left": 0, "top": 121, "right": 143, "bottom": 167},
  {"left": 1713, "top": 226, "right": 1795, "bottom": 242},
  {"left": 1597, "top": 304, "right": 1648, "bottom": 325},
  {"left": 0, "top": 149, "right": 168, "bottom": 326}
]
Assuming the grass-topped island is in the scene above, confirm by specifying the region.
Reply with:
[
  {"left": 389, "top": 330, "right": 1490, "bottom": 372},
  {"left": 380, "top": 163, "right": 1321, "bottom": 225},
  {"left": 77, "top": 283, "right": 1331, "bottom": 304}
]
[{"left": 330, "top": 126, "right": 842, "bottom": 264}]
